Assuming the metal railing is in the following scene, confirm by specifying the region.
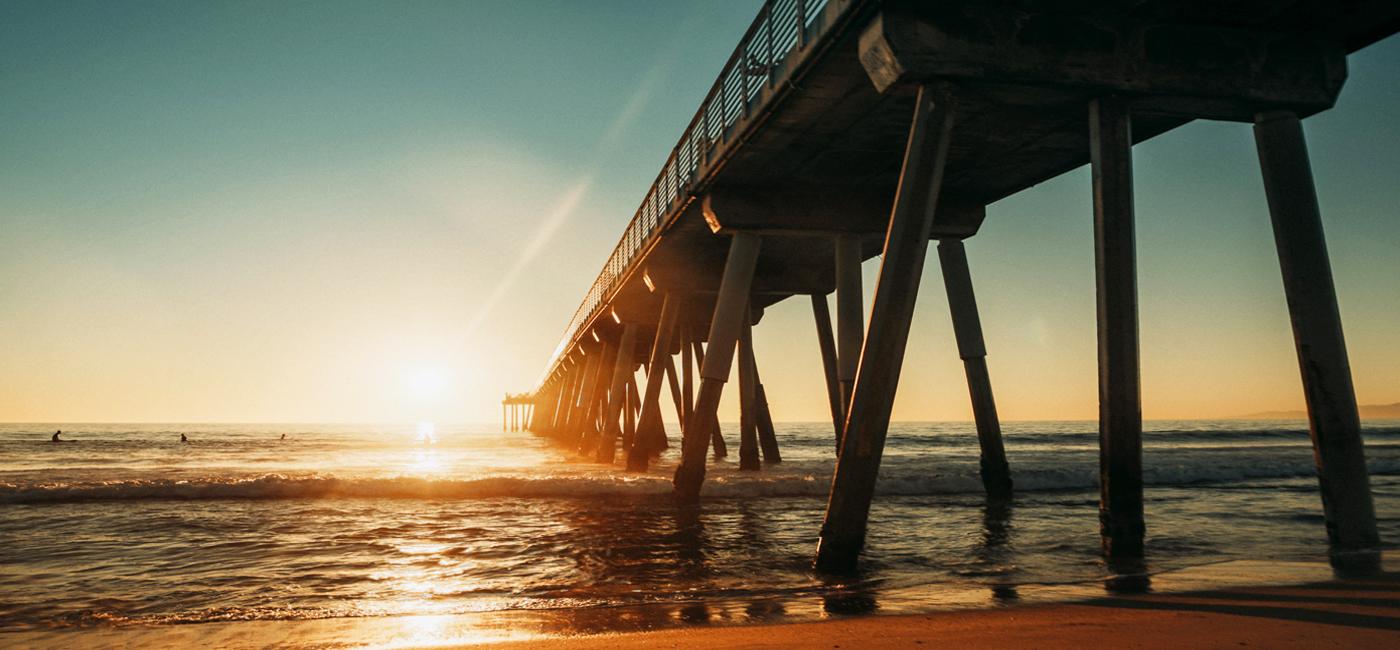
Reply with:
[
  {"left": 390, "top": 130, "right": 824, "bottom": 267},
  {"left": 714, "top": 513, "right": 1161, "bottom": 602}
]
[{"left": 534, "top": 0, "right": 838, "bottom": 391}]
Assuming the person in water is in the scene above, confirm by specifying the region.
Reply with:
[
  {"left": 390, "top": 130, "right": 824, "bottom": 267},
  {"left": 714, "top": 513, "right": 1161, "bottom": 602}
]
[
  {"left": 280, "top": 433, "right": 286, "bottom": 440},
  {"left": 51, "top": 430, "right": 61, "bottom": 442},
  {"left": 180, "top": 433, "right": 188, "bottom": 443}
]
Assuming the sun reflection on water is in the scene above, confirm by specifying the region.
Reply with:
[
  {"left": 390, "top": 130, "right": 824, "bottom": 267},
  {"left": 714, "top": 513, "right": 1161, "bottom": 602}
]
[
  {"left": 416, "top": 421, "right": 437, "bottom": 443},
  {"left": 407, "top": 449, "right": 445, "bottom": 475}
]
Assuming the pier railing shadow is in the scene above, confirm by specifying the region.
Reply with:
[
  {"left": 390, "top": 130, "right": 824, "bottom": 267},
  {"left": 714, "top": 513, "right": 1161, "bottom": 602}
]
[{"left": 1081, "top": 573, "right": 1400, "bottom": 632}]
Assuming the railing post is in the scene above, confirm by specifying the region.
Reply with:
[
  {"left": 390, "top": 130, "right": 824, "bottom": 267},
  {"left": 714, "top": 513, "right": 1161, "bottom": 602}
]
[
  {"left": 764, "top": 0, "right": 775, "bottom": 89},
  {"left": 796, "top": 0, "right": 807, "bottom": 49},
  {"left": 740, "top": 50, "right": 751, "bottom": 118}
]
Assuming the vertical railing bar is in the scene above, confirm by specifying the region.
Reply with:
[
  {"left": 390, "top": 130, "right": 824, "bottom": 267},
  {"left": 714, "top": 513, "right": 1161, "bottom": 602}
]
[
  {"left": 765, "top": 0, "right": 775, "bottom": 88},
  {"left": 797, "top": 0, "right": 806, "bottom": 48}
]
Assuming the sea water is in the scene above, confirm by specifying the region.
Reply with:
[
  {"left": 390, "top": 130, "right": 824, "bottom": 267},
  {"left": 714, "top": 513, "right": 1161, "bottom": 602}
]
[{"left": 2, "top": 420, "right": 1398, "bottom": 637}]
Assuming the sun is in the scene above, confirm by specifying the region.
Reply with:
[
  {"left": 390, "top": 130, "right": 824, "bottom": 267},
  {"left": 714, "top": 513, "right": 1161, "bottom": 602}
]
[{"left": 403, "top": 365, "right": 450, "bottom": 403}]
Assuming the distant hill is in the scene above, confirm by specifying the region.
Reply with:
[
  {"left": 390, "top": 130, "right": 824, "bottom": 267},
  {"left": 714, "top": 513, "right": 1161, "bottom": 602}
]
[{"left": 1232, "top": 403, "right": 1400, "bottom": 420}]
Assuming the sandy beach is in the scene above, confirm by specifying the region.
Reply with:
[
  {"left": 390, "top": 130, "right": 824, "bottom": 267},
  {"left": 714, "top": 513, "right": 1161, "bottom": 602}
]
[
  {"left": 459, "top": 569, "right": 1400, "bottom": 649},
  {"left": 6, "top": 560, "right": 1396, "bottom": 648}
]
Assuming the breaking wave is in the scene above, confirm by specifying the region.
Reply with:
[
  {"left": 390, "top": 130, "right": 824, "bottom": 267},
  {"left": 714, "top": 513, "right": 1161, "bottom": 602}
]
[{"left": 5, "top": 452, "right": 1398, "bottom": 505}]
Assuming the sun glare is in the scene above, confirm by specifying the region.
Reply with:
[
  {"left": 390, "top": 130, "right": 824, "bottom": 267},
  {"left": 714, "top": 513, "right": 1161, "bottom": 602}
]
[
  {"left": 416, "top": 420, "right": 437, "bottom": 443},
  {"left": 403, "top": 366, "right": 449, "bottom": 403}
]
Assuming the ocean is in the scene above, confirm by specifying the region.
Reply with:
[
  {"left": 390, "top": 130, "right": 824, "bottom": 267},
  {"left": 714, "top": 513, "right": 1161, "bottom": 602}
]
[{"left": 2, "top": 420, "right": 1398, "bottom": 645}]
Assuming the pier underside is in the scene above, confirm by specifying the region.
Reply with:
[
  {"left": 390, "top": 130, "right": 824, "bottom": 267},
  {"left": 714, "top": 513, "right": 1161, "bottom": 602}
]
[{"left": 516, "top": 0, "right": 1399, "bottom": 573}]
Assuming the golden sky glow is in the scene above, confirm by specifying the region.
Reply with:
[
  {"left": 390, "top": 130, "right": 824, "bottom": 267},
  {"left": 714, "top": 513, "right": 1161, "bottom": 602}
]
[{"left": 2, "top": 5, "right": 1396, "bottom": 424}]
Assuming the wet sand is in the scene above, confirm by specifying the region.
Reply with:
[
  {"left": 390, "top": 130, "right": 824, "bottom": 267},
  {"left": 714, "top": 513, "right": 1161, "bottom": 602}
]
[
  {"left": 458, "top": 570, "right": 1400, "bottom": 649},
  {"left": 6, "top": 561, "right": 1397, "bottom": 648}
]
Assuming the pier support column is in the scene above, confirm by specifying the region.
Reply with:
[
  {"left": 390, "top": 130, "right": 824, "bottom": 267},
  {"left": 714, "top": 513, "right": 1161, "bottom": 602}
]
[
  {"left": 835, "top": 234, "right": 865, "bottom": 416},
  {"left": 938, "top": 239, "right": 1011, "bottom": 498},
  {"left": 578, "top": 339, "right": 616, "bottom": 454},
  {"left": 738, "top": 311, "right": 761, "bottom": 471},
  {"left": 753, "top": 362, "right": 782, "bottom": 464},
  {"left": 1254, "top": 111, "right": 1378, "bottom": 552},
  {"left": 816, "top": 85, "right": 955, "bottom": 573},
  {"left": 812, "top": 294, "right": 844, "bottom": 450},
  {"left": 691, "top": 339, "right": 728, "bottom": 458},
  {"left": 674, "top": 233, "right": 762, "bottom": 501},
  {"left": 1091, "top": 97, "right": 1144, "bottom": 558},
  {"left": 662, "top": 355, "right": 682, "bottom": 443},
  {"left": 622, "top": 376, "right": 639, "bottom": 455},
  {"left": 597, "top": 323, "right": 638, "bottom": 463},
  {"left": 628, "top": 293, "right": 680, "bottom": 471},
  {"left": 558, "top": 360, "right": 587, "bottom": 440},
  {"left": 681, "top": 319, "right": 695, "bottom": 429}
]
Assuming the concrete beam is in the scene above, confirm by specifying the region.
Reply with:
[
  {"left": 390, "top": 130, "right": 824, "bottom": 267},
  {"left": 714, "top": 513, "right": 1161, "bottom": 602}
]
[
  {"left": 702, "top": 184, "right": 986, "bottom": 239},
  {"left": 859, "top": 2, "right": 1347, "bottom": 121}
]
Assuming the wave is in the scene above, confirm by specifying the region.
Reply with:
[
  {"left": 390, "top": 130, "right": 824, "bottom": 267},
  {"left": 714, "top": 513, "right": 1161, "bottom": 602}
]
[{"left": 4, "top": 455, "right": 1398, "bottom": 504}]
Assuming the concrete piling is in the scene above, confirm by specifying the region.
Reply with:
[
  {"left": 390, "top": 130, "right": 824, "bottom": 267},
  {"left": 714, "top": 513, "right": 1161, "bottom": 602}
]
[
  {"left": 597, "top": 323, "right": 637, "bottom": 462},
  {"left": 1091, "top": 96, "right": 1145, "bottom": 558},
  {"left": 738, "top": 312, "right": 761, "bottom": 471},
  {"left": 627, "top": 293, "right": 680, "bottom": 471},
  {"left": 1254, "top": 110, "right": 1379, "bottom": 553},
  {"left": 811, "top": 294, "right": 844, "bottom": 450},
  {"left": 753, "top": 365, "right": 781, "bottom": 464},
  {"left": 816, "top": 85, "right": 955, "bottom": 573},
  {"left": 937, "top": 239, "right": 1012, "bottom": 499},
  {"left": 835, "top": 234, "right": 865, "bottom": 414},
  {"left": 675, "top": 233, "right": 762, "bottom": 501}
]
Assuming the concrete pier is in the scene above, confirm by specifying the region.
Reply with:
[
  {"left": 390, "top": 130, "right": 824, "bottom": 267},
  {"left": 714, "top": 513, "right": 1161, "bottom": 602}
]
[{"left": 514, "top": 0, "right": 1397, "bottom": 573}]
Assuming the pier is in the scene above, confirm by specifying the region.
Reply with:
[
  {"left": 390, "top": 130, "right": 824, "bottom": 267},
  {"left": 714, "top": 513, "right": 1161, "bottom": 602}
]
[{"left": 509, "top": 0, "right": 1399, "bottom": 572}]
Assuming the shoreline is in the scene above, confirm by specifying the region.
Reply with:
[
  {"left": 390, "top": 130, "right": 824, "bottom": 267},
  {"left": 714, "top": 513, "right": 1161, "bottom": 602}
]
[
  {"left": 6, "top": 557, "right": 1396, "bottom": 649},
  {"left": 460, "top": 569, "right": 1400, "bottom": 649}
]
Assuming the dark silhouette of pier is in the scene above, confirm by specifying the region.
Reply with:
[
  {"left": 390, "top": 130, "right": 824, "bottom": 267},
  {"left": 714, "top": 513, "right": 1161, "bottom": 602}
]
[{"left": 508, "top": 0, "right": 1399, "bottom": 573}]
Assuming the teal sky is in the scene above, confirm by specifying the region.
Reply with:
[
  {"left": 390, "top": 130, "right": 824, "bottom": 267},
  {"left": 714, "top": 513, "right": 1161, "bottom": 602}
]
[{"left": 2, "top": 2, "right": 1397, "bottom": 423}]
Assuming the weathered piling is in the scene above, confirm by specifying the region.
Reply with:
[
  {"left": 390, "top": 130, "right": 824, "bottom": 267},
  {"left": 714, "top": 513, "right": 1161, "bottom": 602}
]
[
  {"left": 1254, "top": 111, "right": 1378, "bottom": 551},
  {"left": 753, "top": 364, "right": 781, "bottom": 464},
  {"left": 675, "top": 233, "right": 761, "bottom": 501},
  {"left": 937, "top": 239, "right": 1011, "bottom": 498},
  {"left": 689, "top": 339, "right": 727, "bottom": 458},
  {"left": 811, "top": 294, "right": 844, "bottom": 448},
  {"left": 835, "top": 234, "right": 864, "bottom": 414},
  {"left": 627, "top": 293, "right": 680, "bottom": 471},
  {"left": 579, "top": 339, "right": 617, "bottom": 454},
  {"left": 680, "top": 319, "right": 695, "bottom": 428},
  {"left": 622, "top": 376, "right": 639, "bottom": 454},
  {"left": 816, "top": 85, "right": 955, "bottom": 573},
  {"left": 1090, "top": 96, "right": 1144, "bottom": 558},
  {"left": 662, "top": 355, "right": 682, "bottom": 439},
  {"left": 738, "top": 312, "right": 761, "bottom": 471}
]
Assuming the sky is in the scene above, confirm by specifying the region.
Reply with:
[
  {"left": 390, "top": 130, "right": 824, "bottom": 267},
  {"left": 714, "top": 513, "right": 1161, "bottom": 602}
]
[{"left": 1, "top": 1, "right": 1396, "bottom": 424}]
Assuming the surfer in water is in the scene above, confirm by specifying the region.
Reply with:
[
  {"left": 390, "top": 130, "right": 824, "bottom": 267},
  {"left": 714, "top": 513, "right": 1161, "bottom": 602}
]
[
  {"left": 280, "top": 433, "right": 286, "bottom": 440},
  {"left": 180, "top": 433, "right": 188, "bottom": 443},
  {"left": 51, "top": 430, "right": 62, "bottom": 442}
]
